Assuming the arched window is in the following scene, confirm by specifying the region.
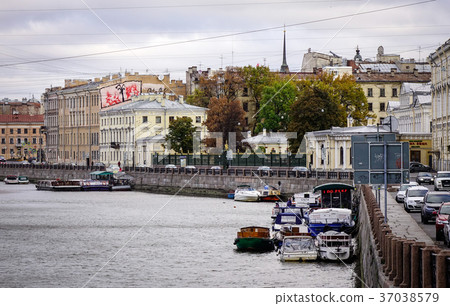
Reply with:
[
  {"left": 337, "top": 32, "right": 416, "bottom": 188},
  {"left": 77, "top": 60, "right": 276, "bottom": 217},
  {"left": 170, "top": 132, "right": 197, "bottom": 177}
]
[{"left": 340, "top": 147, "right": 344, "bottom": 165}]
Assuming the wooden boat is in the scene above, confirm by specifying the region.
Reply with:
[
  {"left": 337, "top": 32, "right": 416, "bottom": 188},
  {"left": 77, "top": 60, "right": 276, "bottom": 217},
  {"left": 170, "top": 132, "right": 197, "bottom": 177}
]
[
  {"left": 4, "top": 175, "right": 19, "bottom": 184},
  {"left": 234, "top": 226, "right": 274, "bottom": 252},
  {"left": 18, "top": 176, "right": 29, "bottom": 184},
  {"left": 35, "top": 179, "right": 81, "bottom": 191},
  {"left": 279, "top": 235, "right": 317, "bottom": 262},
  {"left": 258, "top": 185, "right": 281, "bottom": 202},
  {"left": 316, "top": 230, "right": 354, "bottom": 261}
]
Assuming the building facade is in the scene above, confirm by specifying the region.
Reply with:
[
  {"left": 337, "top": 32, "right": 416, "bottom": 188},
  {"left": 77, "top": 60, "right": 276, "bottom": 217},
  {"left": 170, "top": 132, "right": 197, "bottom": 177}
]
[
  {"left": 0, "top": 114, "right": 45, "bottom": 161},
  {"left": 42, "top": 72, "right": 186, "bottom": 165},
  {"left": 100, "top": 93, "right": 208, "bottom": 167},
  {"left": 429, "top": 39, "right": 450, "bottom": 171}
]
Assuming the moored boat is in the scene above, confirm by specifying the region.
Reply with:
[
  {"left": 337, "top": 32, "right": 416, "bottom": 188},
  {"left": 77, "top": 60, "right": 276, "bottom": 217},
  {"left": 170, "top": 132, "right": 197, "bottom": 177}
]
[
  {"left": 307, "top": 208, "right": 355, "bottom": 237},
  {"left": 35, "top": 179, "right": 82, "bottom": 191},
  {"left": 234, "top": 226, "right": 274, "bottom": 252},
  {"left": 279, "top": 235, "right": 317, "bottom": 262},
  {"left": 4, "top": 175, "right": 19, "bottom": 184},
  {"left": 272, "top": 212, "right": 305, "bottom": 232},
  {"left": 234, "top": 185, "right": 260, "bottom": 202},
  {"left": 316, "top": 230, "right": 354, "bottom": 261},
  {"left": 18, "top": 176, "right": 29, "bottom": 184},
  {"left": 80, "top": 179, "right": 110, "bottom": 191},
  {"left": 258, "top": 185, "right": 281, "bottom": 202}
]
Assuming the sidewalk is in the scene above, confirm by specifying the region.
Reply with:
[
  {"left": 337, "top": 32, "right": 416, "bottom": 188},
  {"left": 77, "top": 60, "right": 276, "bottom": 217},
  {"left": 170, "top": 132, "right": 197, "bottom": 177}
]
[{"left": 376, "top": 187, "right": 434, "bottom": 245}]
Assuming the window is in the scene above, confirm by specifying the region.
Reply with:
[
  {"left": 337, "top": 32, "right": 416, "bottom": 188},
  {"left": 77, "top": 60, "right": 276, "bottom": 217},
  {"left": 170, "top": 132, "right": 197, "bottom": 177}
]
[
  {"left": 367, "top": 88, "right": 373, "bottom": 97},
  {"left": 340, "top": 147, "right": 344, "bottom": 165},
  {"left": 169, "top": 116, "right": 174, "bottom": 122},
  {"left": 380, "top": 103, "right": 386, "bottom": 112},
  {"left": 380, "top": 88, "right": 385, "bottom": 97},
  {"left": 196, "top": 116, "right": 201, "bottom": 123},
  {"left": 243, "top": 102, "right": 248, "bottom": 112},
  {"left": 368, "top": 103, "right": 373, "bottom": 111},
  {"left": 1, "top": 148, "right": 5, "bottom": 155},
  {"left": 24, "top": 129, "right": 28, "bottom": 134},
  {"left": 10, "top": 129, "right": 13, "bottom": 134},
  {"left": 243, "top": 87, "right": 249, "bottom": 97},
  {"left": 1, "top": 128, "right": 4, "bottom": 134},
  {"left": 33, "top": 138, "right": 37, "bottom": 144},
  {"left": 156, "top": 116, "right": 161, "bottom": 123},
  {"left": 1, "top": 138, "right": 5, "bottom": 144},
  {"left": 17, "top": 138, "right": 21, "bottom": 144},
  {"left": 392, "top": 88, "right": 398, "bottom": 97},
  {"left": 33, "top": 128, "right": 36, "bottom": 134},
  {"left": 24, "top": 138, "right": 28, "bottom": 144},
  {"left": 9, "top": 138, "right": 13, "bottom": 144},
  {"left": 17, "top": 129, "right": 21, "bottom": 134},
  {"left": 143, "top": 116, "right": 148, "bottom": 123}
]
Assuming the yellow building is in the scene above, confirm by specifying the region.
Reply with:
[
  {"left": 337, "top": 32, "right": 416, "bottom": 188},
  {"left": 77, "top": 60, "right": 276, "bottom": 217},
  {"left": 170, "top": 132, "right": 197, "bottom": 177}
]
[
  {"left": 0, "top": 114, "right": 45, "bottom": 161},
  {"left": 99, "top": 93, "right": 208, "bottom": 167},
  {"left": 398, "top": 134, "right": 433, "bottom": 167},
  {"left": 354, "top": 68, "right": 430, "bottom": 125}
]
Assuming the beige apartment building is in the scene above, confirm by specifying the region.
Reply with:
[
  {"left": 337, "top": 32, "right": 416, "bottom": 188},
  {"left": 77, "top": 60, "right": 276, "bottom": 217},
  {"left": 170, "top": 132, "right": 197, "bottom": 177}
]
[
  {"left": 42, "top": 72, "right": 186, "bottom": 165},
  {"left": 430, "top": 39, "right": 450, "bottom": 171}
]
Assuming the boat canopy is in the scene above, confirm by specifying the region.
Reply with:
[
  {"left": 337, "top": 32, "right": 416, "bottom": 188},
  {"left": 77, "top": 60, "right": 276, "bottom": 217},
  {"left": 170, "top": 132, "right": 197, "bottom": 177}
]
[
  {"left": 313, "top": 183, "right": 355, "bottom": 193},
  {"left": 90, "top": 171, "right": 114, "bottom": 180}
]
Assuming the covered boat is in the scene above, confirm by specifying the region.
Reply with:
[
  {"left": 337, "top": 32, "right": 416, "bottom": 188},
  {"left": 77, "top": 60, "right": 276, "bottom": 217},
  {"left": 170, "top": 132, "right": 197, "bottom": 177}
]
[
  {"left": 279, "top": 235, "right": 317, "bottom": 262},
  {"left": 18, "top": 176, "right": 29, "bottom": 184},
  {"left": 307, "top": 208, "right": 355, "bottom": 237},
  {"left": 272, "top": 212, "right": 305, "bottom": 232},
  {"left": 80, "top": 179, "right": 110, "bottom": 191},
  {"left": 4, "top": 175, "right": 19, "bottom": 184},
  {"left": 316, "top": 230, "right": 354, "bottom": 261},
  {"left": 35, "top": 179, "right": 81, "bottom": 191},
  {"left": 234, "top": 185, "right": 260, "bottom": 202},
  {"left": 234, "top": 226, "right": 274, "bottom": 252}
]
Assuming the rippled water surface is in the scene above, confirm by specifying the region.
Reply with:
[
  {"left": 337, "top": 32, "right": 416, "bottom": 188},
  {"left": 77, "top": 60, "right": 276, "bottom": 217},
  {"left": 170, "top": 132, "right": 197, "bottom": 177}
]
[{"left": 0, "top": 184, "right": 356, "bottom": 288}]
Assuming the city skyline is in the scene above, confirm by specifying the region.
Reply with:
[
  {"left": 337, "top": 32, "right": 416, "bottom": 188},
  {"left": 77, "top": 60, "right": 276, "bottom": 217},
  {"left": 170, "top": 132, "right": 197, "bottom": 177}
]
[{"left": 0, "top": 0, "right": 448, "bottom": 99}]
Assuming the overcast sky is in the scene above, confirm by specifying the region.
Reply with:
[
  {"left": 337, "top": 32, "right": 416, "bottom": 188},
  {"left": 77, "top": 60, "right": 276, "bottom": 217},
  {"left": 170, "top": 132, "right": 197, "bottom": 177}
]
[{"left": 0, "top": 0, "right": 448, "bottom": 100}]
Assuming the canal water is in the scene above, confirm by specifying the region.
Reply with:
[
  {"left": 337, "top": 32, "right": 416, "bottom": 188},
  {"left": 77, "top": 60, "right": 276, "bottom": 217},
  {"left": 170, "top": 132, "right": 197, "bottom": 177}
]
[{"left": 0, "top": 183, "right": 356, "bottom": 288}]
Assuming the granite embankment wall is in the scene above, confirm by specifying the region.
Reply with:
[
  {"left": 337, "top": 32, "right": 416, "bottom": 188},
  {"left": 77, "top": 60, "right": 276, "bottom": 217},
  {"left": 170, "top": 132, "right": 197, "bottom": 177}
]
[
  {"left": 0, "top": 165, "right": 353, "bottom": 197},
  {"left": 358, "top": 185, "right": 450, "bottom": 288}
]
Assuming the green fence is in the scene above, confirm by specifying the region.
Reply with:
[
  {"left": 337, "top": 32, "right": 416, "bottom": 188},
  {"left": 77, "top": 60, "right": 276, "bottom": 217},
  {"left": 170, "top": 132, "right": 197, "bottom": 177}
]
[{"left": 153, "top": 152, "right": 306, "bottom": 168}]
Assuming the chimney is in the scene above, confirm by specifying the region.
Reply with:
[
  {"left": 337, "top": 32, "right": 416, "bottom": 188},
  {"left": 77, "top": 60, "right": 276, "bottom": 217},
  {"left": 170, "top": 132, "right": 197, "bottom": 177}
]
[
  {"left": 263, "top": 128, "right": 267, "bottom": 136},
  {"left": 178, "top": 95, "right": 184, "bottom": 104},
  {"left": 413, "top": 68, "right": 418, "bottom": 76},
  {"left": 390, "top": 67, "right": 397, "bottom": 77}
]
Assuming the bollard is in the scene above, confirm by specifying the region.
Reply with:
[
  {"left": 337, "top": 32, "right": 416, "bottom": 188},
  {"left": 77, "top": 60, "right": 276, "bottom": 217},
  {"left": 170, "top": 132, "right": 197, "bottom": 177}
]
[
  {"left": 422, "top": 246, "right": 440, "bottom": 288},
  {"left": 384, "top": 234, "right": 394, "bottom": 274},
  {"left": 380, "top": 226, "right": 391, "bottom": 257},
  {"left": 394, "top": 239, "right": 406, "bottom": 286},
  {"left": 436, "top": 250, "right": 450, "bottom": 288},
  {"left": 410, "top": 242, "right": 426, "bottom": 288},
  {"left": 399, "top": 240, "right": 415, "bottom": 288},
  {"left": 389, "top": 237, "right": 399, "bottom": 281}
]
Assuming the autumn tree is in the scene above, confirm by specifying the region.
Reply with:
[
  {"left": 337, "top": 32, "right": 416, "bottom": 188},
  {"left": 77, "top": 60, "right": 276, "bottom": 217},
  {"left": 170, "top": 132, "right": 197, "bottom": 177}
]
[
  {"left": 165, "top": 117, "right": 197, "bottom": 153},
  {"left": 203, "top": 97, "right": 246, "bottom": 149},
  {"left": 255, "top": 77, "right": 298, "bottom": 133},
  {"left": 288, "top": 78, "right": 347, "bottom": 152}
]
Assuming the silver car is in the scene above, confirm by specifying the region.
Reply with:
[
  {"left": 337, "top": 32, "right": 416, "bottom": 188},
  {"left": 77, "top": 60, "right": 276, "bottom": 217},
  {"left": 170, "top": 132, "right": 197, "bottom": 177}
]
[{"left": 395, "top": 182, "right": 419, "bottom": 203}]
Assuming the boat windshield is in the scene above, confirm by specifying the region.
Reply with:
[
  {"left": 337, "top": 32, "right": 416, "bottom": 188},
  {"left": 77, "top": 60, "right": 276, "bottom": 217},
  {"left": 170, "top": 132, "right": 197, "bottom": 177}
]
[{"left": 284, "top": 238, "right": 315, "bottom": 251}]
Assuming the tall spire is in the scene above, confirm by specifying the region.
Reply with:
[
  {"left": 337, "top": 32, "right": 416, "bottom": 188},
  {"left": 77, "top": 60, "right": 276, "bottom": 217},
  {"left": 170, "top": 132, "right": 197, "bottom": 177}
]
[{"left": 280, "top": 27, "right": 289, "bottom": 73}]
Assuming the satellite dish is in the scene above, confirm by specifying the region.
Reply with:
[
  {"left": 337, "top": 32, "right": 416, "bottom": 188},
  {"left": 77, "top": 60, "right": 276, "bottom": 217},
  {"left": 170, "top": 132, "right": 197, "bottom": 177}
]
[{"left": 382, "top": 116, "right": 399, "bottom": 132}]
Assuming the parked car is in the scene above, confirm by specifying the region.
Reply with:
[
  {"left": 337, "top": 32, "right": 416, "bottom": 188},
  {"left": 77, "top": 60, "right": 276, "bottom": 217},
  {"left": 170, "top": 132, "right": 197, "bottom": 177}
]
[
  {"left": 185, "top": 165, "right": 196, "bottom": 170},
  {"left": 395, "top": 182, "right": 419, "bottom": 203},
  {"left": 416, "top": 172, "right": 434, "bottom": 185},
  {"left": 433, "top": 171, "right": 450, "bottom": 191},
  {"left": 292, "top": 166, "right": 308, "bottom": 172},
  {"left": 410, "top": 162, "right": 432, "bottom": 173},
  {"left": 256, "top": 166, "right": 272, "bottom": 176},
  {"left": 93, "top": 162, "right": 106, "bottom": 167},
  {"left": 436, "top": 202, "right": 450, "bottom": 241},
  {"left": 403, "top": 185, "right": 429, "bottom": 212},
  {"left": 165, "top": 164, "right": 177, "bottom": 169},
  {"left": 420, "top": 191, "right": 450, "bottom": 224}
]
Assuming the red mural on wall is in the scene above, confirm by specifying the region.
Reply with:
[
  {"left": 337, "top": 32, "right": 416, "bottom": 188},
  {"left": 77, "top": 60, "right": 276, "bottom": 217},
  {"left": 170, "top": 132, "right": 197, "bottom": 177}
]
[{"left": 100, "top": 81, "right": 141, "bottom": 108}]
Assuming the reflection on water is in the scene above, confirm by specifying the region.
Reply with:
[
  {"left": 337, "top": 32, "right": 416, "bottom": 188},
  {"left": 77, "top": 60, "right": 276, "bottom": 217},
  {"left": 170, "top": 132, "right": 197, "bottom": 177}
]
[{"left": 0, "top": 184, "right": 356, "bottom": 288}]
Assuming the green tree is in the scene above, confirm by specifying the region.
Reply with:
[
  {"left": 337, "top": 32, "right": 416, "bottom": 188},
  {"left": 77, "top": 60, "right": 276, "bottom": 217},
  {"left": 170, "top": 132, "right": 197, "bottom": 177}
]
[
  {"left": 288, "top": 78, "right": 347, "bottom": 151},
  {"left": 255, "top": 77, "right": 298, "bottom": 133},
  {"left": 165, "top": 117, "right": 197, "bottom": 153}
]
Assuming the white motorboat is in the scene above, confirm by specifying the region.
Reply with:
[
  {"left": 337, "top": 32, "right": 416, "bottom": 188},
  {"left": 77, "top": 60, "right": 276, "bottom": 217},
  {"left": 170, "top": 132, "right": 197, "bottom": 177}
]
[
  {"left": 4, "top": 175, "right": 19, "bottom": 184},
  {"left": 279, "top": 235, "right": 317, "bottom": 262},
  {"left": 307, "top": 208, "right": 355, "bottom": 236},
  {"left": 316, "top": 230, "right": 354, "bottom": 261},
  {"left": 234, "top": 185, "right": 260, "bottom": 202}
]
